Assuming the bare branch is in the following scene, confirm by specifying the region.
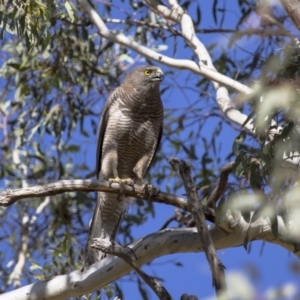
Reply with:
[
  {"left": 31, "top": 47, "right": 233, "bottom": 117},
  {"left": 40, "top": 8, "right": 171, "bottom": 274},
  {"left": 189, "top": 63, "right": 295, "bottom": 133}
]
[
  {"left": 169, "top": 158, "right": 228, "bottom": 299},
  {"left": 0, "top": 179, "right": 215, "bottom": 221},
  {"left": 159, "top": 214, "right": 177, "bottom": 230},
  {"left": 1, "top": 211, "right": 299, "bottom": 300},
  {"left": 159, "top": 208, "right": 193, "bottom": 230},
  {"left": 206, "top": 162, "right": 235, "bottom": 208}
]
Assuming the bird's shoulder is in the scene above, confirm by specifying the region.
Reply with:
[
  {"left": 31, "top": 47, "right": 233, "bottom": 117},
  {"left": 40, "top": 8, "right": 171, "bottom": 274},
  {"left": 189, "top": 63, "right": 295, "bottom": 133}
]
[
  {"left": 104, "top": 84, "right": 136, "bottom": 116},
  {"left": 107, "top": 83, "right": 129, "bottom": 103}
]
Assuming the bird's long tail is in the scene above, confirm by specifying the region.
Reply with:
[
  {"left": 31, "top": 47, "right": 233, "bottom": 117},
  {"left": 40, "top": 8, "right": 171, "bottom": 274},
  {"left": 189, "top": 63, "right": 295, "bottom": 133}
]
[{"left": 85, "top": 191, "right": 124, "bottom": 265}]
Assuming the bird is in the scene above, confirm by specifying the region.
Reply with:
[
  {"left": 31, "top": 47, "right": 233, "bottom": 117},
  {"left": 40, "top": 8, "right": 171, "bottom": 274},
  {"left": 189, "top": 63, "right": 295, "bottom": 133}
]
[{"left": 85, "top": 65, "right": 164, "bottom": 264}]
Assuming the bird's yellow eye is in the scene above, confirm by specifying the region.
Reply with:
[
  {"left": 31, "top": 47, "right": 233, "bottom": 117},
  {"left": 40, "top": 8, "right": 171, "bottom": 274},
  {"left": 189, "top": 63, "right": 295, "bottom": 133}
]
[{"left": 144, "top": 69, "right": 151, "bottom": 76}]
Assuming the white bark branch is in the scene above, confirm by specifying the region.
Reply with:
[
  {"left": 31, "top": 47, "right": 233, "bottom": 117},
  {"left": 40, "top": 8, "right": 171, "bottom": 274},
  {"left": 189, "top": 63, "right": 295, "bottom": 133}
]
[{"left": 1, "top": 211, "right": 299, "bottom": 300}]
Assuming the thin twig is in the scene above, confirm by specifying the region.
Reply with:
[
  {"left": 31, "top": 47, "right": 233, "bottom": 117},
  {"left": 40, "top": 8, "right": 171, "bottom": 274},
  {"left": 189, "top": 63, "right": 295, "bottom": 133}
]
[
  {"left": 206, "top": 161, "right": 235, "bottom": 208},
  {"left": 160, "top": 215, "right": 177, "bottom": 230},
  {"left": 160, "top": 208, "right": 194, "bottom": 230}
]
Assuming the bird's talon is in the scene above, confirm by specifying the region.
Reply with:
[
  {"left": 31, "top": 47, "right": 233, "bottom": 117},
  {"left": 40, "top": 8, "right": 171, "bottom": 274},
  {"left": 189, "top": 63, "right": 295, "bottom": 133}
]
[
  {"left": 109, "top": 177, "right": 121, "bottom": 185},
  {"left": 109, "top": 176, "right": 124, "bottom": 192},
  {"left": 109, "top": 177, "right": 134, "bottom": 191},
  {"left": 123, "top": 178, "right": 135, "bottom": 187},
  {"left": 142, "top": 182, "right": 156, "bottom": 199},
  {"left": 108, "top": 177, "right": 117, "bottom": 188}
]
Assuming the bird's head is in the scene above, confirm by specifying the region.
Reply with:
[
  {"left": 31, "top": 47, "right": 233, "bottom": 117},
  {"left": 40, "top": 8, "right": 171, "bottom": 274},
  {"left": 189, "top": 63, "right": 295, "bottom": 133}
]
[{"left": 124, "top": 66, "right": 164, "bottom": 88}]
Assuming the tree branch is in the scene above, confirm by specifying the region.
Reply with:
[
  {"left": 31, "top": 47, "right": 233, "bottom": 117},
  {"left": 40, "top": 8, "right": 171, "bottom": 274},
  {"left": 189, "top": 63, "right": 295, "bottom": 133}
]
[
  {"left": 0, "top": 179, "right": 215, "bottom": 222},
  {"left": 169, "top": 158, "right": 228, "bottom": 299},
  {"left": 2, "top": 211, "right": 299, "bottom": 300},
  {"left": 159, "top": 208, "right": 193, "bottom": 230},
  {"left": 206, "top": 162, "right": 235, "bottom": 208}
]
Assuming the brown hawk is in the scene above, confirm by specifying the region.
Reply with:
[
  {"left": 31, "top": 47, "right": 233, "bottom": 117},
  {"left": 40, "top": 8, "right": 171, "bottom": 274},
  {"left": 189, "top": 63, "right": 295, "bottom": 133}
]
[{"left": 85, "top": 65, "right": 164, "bottom": 264}]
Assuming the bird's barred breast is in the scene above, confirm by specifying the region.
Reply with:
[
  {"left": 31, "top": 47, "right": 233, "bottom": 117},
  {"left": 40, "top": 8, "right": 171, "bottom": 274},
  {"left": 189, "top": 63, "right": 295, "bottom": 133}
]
[{"left": 103, "top": 103, "right": 162, "bottom": 178}]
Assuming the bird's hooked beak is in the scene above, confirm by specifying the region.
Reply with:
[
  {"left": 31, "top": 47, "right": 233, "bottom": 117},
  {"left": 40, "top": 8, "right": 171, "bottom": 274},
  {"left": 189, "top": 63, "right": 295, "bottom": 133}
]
[{"left": 152, "top": 69, "right": 164, "bottom": 82}]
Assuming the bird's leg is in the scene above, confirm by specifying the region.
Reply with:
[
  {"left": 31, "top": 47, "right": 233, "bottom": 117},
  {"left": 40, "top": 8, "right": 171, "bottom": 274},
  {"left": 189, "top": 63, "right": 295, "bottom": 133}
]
[
  {"left": 141, "top": 181, "right": 156, "bottom": 199},
  {"left": 108, "top": 161, "right": 134, "bottom": 194},
  {"left": 133, "top": 165, "right": 158, "bottom": 200}
]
